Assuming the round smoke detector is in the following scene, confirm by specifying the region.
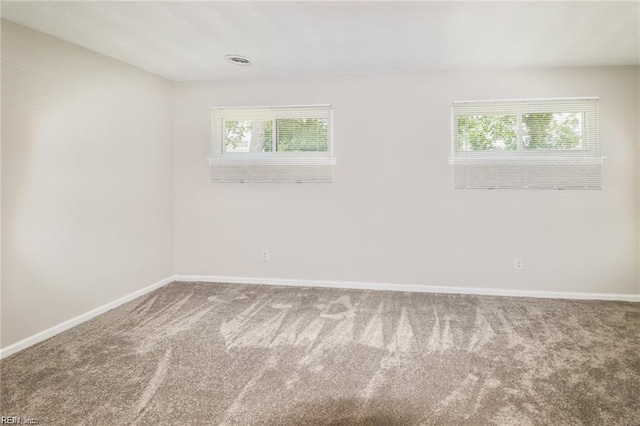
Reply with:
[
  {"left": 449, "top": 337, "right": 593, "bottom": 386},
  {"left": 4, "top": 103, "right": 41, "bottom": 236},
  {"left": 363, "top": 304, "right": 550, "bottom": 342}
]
[{"left": 225, "top": 55, "right": 252, "bottom": 66}]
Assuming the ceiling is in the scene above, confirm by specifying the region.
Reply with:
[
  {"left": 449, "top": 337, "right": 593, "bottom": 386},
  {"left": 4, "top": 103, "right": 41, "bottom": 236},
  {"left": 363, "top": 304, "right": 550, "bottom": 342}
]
[{"left": 2, "top": 1, "right": 639, "bottom": 82}]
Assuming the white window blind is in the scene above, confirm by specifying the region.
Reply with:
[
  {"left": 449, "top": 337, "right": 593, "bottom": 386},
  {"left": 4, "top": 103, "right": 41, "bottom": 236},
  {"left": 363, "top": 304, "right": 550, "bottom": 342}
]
[
  {"left": 209, "top": 105, "right": 336, "bottom": 183},
  {"left": 450, "top": 98, "right": 604, "bottom": 190}
]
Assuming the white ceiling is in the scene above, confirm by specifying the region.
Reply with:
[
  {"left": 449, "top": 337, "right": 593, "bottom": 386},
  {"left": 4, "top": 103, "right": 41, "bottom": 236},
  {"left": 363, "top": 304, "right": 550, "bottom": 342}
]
[{"left": 2, "top": 1, "right": 639, "bottom": 82}]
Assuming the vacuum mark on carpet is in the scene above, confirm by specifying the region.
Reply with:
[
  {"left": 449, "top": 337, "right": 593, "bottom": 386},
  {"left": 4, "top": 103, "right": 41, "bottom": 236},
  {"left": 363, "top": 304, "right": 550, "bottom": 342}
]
[
  {"left": 467, "top": 311, "right": 496, "bottom": 353},
  {"left": 131, "top": 346, "right": 172, "bottom": 425},
  {"left": 220, "top": 355, "right": 279, "bottom": 425},
  {"left": 359, "top": 302, "right": 385, "bottom": 348}
]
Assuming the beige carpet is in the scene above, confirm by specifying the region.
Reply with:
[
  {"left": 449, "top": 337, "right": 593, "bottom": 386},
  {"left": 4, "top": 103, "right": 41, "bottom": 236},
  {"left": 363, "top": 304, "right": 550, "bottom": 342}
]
[{"left": 1, "top": 282, "right": 639, "bottom": 425}]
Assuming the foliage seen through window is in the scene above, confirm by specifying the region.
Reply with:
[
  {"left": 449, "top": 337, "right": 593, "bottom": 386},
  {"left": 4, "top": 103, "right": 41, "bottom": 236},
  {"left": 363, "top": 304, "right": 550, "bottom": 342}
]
[
  {"left": 457, "top": 112, "right": 583, "bottom": 152},
  {"left": 224, "top": 118, "right": 327, "bottom": 153}
]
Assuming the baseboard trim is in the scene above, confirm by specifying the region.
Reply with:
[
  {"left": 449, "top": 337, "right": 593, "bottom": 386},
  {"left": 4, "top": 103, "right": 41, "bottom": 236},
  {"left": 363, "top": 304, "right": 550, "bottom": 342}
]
[
  {"left": 175, "top": 275, "right": 640, "bottom": 302},
  {"left": 2, "top": 274, "right": 636, "bottom": 359},
  {"left": 0, "top": 275, "right": 176, "bottom": 360}
]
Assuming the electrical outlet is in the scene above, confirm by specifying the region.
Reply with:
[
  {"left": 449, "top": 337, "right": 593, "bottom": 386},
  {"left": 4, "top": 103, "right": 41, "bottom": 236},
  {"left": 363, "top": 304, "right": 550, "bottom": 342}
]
[
  {"left": 514, "top": 258, "right": 523, "bottom": 270},
  {"left": 262, "top": 250, "right": 270, "bottom": 261}
]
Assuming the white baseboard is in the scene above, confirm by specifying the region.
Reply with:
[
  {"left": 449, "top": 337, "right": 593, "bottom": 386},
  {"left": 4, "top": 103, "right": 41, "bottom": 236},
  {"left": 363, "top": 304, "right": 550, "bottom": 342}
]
[
  {"left": 175, "top": 275, "right": 640, "bottom": 302},
  {"left": 0, "top": 275, "right": 176, "bottom": 360},
  {"left": 2, "top": 274, "right": 637, "bottom": 360}
]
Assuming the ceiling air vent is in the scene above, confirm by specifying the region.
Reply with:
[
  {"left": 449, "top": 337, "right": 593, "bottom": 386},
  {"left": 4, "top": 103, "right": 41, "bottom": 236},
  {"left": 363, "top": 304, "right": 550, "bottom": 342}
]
[{"left": 225, "top": 55, "right": 252, "bottom": 66}]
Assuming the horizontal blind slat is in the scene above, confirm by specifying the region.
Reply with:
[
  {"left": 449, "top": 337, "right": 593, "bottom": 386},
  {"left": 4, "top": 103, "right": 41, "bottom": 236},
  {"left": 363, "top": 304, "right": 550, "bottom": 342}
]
[
  {"left": 451, "top": 98, "right": 602, "bottom": 190},
  {"left": 210, "top": 105, "right": 335, "bottom": 183}
]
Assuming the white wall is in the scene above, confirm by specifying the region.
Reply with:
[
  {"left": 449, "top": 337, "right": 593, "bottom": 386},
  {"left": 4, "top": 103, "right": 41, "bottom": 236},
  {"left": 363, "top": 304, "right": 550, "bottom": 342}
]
[
  {"left": 2, "top": 20, "right": 638, "bottom": 351},
  {"left": 174, "top": 66, "right": 639, "bottom": 296},
  {"left": 1, "top": 20, "right": 174, "bottom": 347}
]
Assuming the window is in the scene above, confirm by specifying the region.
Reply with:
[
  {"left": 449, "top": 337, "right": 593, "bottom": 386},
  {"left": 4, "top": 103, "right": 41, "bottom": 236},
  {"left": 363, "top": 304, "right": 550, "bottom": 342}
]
[
  {"left": 209, "top": 105, "right": 335, "bottom": 183},
  {"left": 450, "top": 98, "right": 604, "bottom": 189}
]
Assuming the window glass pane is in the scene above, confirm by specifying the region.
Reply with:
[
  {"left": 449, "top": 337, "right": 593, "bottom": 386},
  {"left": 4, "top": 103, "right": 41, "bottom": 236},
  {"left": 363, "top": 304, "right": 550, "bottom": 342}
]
[
  {"left": 276, "top": 118, "right": 328, "bottom": 152},
  {"left": 456, "top": 115, "right": 517, "bottom": 151},
  {"left": 224, "top": 120, "right": 273, "bottom": 153},
  {"left": 522, "top": 112, "right": 583, "bottom": 150}
]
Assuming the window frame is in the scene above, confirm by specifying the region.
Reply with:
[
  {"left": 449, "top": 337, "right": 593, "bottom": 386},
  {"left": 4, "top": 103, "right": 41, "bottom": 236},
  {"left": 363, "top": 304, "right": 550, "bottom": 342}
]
[
  {"left": 449, "top": 97, "right": 604, "bottom": 190},
  {"left": 451, "top": 97, "right": 599, "bottom": 162},
  {"left": 209, "top": 105, "right": 336, "bottom": 183},
  {"left": 212, "top": 105, "right": 333, "bottom": 161}
]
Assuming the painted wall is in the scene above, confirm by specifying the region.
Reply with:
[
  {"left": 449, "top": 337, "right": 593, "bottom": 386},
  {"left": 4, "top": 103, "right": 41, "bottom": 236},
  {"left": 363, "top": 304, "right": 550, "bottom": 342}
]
[
  {"left": 1, "top": 20, "right": 175, "bottom": 347},
  {"left": 174, "top": 66, "right": 639, "bottom": 296},
  {"left": 2, "top": 20, "right": 638, "bottom": 351}
]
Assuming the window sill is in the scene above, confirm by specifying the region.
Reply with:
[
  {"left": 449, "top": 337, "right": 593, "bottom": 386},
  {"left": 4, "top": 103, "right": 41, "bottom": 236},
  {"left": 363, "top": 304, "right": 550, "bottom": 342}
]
[
  {"left": 208, "top": 157, "right": 337, "bottom": 166},
  {"left": 448, "top": 155, "right": 606, "bottom": 165}
]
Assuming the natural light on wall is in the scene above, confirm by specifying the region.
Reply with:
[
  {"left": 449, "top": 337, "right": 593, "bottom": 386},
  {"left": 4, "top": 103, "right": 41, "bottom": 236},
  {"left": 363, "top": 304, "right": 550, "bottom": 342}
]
[
  {"left": 209, "top": 105, "right": 336, "bottom": 183},
  {"left": 450, "top": 98, "right": 604, "bottom": 189}
]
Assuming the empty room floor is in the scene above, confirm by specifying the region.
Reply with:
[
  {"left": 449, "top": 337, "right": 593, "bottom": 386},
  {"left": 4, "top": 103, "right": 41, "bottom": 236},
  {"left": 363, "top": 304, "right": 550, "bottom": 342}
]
[{"left": 1, "top": 282, "right": 639, "bottom": 425}]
